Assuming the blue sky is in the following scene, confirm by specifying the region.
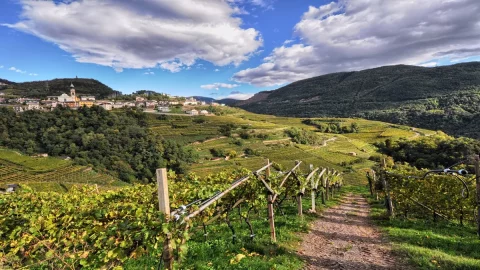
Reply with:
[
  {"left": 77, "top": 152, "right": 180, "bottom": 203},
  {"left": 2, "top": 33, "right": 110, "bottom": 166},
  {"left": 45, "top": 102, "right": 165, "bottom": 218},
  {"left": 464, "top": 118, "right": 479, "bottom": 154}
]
[{"left": 1, "top": 0, "right": 480, "bottom": 99}]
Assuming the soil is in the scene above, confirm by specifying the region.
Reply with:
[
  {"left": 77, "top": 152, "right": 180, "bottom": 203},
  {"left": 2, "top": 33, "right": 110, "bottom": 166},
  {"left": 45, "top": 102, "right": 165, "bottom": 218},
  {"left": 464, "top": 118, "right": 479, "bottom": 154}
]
[{"left": 298, "top": 193, "right": 412, "bottom": 270}]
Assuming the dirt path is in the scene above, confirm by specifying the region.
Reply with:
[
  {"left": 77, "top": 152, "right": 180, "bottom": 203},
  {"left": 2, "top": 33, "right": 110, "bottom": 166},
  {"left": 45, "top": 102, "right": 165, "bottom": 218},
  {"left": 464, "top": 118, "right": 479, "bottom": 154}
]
[{"left": 298, "top": 193, "right": 411, "bottom": 270}]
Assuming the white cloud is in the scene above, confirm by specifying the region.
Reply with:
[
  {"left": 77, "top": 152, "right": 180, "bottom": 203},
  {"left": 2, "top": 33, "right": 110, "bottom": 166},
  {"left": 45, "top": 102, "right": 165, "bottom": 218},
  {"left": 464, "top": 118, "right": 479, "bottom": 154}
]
[
  {"left": 201, "top": 83, "right": 240, "bottom": 90},
  {"left": 9, "top": 67, "right": 27, "bottom": 74},
  {"left": 215, "top": 69, "right": 220, "bottom": 72},
  {"left": 234, "top": 0, "right": 480, "bottom": 86},
  {"left": 5, "top": 0, "right": 262, "bottom": 73},
  {"left": 419, "top": 62, "right": 438, "bottom": 68},
  {"left": 29, "top": 73, "right": 38, "bottom": 76},
  {"left": 283, "top": 40, "right": 294, "bottom": 45},
  {"left": 160, "top": 62, "right": 183, "bottom": 73},
  {"left": 144, "top": 71, "right": 155, "bottom": 75},
  {"left": 0, "top": 65, "right": 3, "bottom": 69},
  {"left": 224, "top": 92, "right": 254, "bottom": 100}
]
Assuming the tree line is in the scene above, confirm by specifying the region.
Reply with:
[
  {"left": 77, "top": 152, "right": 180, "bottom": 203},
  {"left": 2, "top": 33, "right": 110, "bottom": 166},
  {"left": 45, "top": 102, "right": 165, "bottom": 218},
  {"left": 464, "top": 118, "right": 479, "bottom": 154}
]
[{"left": 0, "top": 106, "right": 197, "bottom": 182}]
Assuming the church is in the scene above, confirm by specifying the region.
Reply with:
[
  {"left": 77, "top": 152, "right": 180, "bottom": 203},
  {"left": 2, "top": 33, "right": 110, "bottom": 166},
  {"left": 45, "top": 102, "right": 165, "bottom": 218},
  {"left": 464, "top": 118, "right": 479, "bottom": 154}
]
[{"left": 57, "top": 83, "right": 95, "bottom": 108}]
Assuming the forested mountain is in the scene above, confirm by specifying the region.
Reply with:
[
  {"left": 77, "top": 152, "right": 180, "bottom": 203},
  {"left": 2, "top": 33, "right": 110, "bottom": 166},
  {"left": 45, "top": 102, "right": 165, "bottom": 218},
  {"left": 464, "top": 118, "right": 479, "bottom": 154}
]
[
  {"left": 0, "top": 78, "right": 14, "bottom": 85},
  {"left": 0, "top": 78, "right": 116, "bottom": 98},
  {"left": 239, "top": 62, "right": 480, "bottom": 138}
]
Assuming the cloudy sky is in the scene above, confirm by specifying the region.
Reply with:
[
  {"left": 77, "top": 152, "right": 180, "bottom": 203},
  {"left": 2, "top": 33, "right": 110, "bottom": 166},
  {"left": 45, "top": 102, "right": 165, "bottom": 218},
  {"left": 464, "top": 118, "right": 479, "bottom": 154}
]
[{"left": 1, "top": 0, "right": 480, "bottom": 99}]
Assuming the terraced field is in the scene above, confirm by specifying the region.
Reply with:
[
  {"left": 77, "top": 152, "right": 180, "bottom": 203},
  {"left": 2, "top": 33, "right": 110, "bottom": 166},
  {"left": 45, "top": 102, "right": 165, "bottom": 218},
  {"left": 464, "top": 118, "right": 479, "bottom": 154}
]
[
  {"left": 147, "top": 107, "right": 432, "bottom": 185},
  {"left": 0, "top": 149, "right": 127, "bottom": 192}
]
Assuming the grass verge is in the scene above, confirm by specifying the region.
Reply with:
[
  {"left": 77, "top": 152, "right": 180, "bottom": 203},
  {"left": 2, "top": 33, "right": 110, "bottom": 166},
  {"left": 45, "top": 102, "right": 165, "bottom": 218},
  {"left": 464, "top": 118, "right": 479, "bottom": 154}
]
[{"left": 365, "top": 189, "right": 480, "bottom": 270}]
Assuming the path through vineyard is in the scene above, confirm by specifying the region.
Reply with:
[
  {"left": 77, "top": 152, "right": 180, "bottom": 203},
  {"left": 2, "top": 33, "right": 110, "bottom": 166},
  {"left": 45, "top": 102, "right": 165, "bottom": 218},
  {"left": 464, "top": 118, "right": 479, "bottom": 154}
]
[{"left": 298, "top": 193, "right": 411, "bottom": 270}]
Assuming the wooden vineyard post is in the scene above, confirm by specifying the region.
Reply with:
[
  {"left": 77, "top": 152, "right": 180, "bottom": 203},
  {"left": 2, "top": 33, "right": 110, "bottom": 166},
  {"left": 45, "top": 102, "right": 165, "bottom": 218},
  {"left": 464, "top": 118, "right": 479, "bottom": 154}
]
[
  {"left": 296, "top": 161, "right": 303, "bottom": 217},
  {"left": 157, "top": 168, "right": 174, "bottom": 270},
  {"left": 382, "top": 159, "right": 394, "bottom": 218},
  {"left": 366, "top": 171, "right": 374, "bottom": 197},
  {"left": 157, "top": 168, "right": 170, "bottom": 215},
  {"left": 474, "top": 155, "right": 480, "bottom": 238},
  {"left": 310, "top": 165, "right": 316, "bottom": 212},
  {"left": 265, "top": 159, "right": 276, "bottom": 243},
  {"left": 321, "top": 174, "right": 326, "bottom": 205},
  {"left": 325, "top": 169, "right": 330, "bottom": 201}
]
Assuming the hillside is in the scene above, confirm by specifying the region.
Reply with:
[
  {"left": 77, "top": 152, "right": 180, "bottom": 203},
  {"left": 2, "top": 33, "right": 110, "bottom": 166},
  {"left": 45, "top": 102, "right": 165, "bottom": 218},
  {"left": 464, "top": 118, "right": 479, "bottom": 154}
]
[
  {"left": 239, "top": 62, "right": 480, "bottom": 138},
  {"left": 0, "top": 78, "right": 116, "bottom": 98}
]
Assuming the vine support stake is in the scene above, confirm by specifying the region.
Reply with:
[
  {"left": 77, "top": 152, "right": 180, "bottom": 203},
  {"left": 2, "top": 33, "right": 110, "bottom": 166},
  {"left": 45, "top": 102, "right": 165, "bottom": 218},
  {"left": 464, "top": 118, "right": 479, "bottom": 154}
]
[
  {"left": 157, "top": 168, "right": 173, "bottom": 270},
  {"left": 265, "top": 159, "right": 276, "bottom": 243},
  {"left": 474, "top": 155, "right": 480, "bottom": 238},
  {"left": 382, "top": 159, "right": 394, "bottom": 218},
  {"left": 156, "top": 168, "right": 170, "bottom": 216}
]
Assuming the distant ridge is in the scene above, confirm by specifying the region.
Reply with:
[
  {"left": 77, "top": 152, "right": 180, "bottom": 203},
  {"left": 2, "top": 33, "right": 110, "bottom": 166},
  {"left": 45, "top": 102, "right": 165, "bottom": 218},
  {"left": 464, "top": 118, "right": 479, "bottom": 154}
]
[
  {"left": 238, "top": 62, "right": 480, "bottom": 138},
  {"left": 1, "top": 78, "right": 116, "bottom": 98}
]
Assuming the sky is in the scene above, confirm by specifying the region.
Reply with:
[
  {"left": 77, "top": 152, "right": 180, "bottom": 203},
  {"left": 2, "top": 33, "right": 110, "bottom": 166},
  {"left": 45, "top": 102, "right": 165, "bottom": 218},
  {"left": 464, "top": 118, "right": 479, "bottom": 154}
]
[{"left": 1, "top": 0, "right": 480, "bottom": 100}]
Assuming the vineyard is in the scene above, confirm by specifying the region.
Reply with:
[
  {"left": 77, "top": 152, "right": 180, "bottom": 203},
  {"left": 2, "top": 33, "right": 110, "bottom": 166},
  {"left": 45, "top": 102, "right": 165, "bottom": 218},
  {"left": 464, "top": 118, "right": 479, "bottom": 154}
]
[
  {"left": 0, "top": 148, "right": 126, "bottom": 192},
  {"left": 0, "top": 159, "right": 346, "bottom": 269}
]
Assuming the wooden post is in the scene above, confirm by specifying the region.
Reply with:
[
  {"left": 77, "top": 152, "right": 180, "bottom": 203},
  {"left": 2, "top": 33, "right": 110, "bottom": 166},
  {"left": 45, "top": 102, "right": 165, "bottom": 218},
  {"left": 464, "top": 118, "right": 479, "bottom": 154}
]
[
  {"left": 382, "top": 159, "right": 394, "bottom": 218},
  {"left": 265, "top": 159, "right": 276, "bottom": 242},
  {"left": 310, "top": 165, "right": 316, "bottom": 212},
  {"left": 367, "top": 171, "right": 374, "bottom": 197},
  {"left": 297, "top": 195, "right": 303, "bottom": 216},
  {"left": 325, "top": 176, "right": 330, "bottom": 201},
  {"left": 156, "top": 168, "right": 170, "bottom": 216},
  {"left": 157, "top": 168, "right": 173, "bottom": 270},
  {"left": 474, "top": 155, "right": 480, "bottom": 238},
  {"left": 162, "top": 233, "right": 174, "bottom": 270}
]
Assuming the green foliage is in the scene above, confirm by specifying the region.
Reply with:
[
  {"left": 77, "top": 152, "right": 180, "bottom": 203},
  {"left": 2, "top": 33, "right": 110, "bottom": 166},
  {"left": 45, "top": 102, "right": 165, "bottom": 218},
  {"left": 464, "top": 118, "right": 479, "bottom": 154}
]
[
  {"left": 0, "top": 106, "right": 196, "bottom": 182},
  {"left": 210, "top": 148, "right": 226, "bottom": 158},
  {"left": 0, "top": 185, "right": 166, "bottom": 269},
  {"left": 303, "top": 119, "right": 359, "bottom": 134},
  {"left": 368, "top": 194, "right": 480, "bottom": 269},
  {"left": 219, "top": 124, "right": 236, "bottom": 137},
  {"left": 6, "top": 78, "right": 115, "bottom": 98},
  {"left": 284, "top": 127, "right": 322, "bottom": 145},
  {"left": 376, "top": 135, "right": 480, "bottom": 169}
]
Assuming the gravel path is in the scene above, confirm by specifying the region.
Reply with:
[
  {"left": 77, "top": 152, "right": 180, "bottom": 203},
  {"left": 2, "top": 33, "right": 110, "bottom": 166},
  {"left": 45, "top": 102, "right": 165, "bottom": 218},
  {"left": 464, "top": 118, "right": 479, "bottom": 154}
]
[{"left": 298, "top": 193, "right": 411, "bottom": 270}]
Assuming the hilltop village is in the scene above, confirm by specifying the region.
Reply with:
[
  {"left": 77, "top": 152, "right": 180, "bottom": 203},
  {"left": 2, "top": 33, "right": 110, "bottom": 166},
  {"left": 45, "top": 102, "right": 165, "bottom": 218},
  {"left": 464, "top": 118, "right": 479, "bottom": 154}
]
[{"left": 0, "top": 83, "right": 225, "bottom": 115}]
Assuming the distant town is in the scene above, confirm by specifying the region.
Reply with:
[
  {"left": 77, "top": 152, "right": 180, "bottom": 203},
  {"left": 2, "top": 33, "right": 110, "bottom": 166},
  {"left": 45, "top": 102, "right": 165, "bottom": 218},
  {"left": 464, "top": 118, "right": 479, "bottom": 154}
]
[{"left": 0, "top": 83, "right": 226, "bottom": 115}]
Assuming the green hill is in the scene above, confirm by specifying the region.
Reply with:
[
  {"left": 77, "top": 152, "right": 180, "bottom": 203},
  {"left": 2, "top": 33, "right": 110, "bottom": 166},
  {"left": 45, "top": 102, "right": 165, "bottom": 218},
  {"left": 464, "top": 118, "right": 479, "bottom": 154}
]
[
  {"left": 238, "top": 62, "right": 480, "bottom": 138},
  {"left": 0, "top": 78, "right": 116, "bottom": 98}
]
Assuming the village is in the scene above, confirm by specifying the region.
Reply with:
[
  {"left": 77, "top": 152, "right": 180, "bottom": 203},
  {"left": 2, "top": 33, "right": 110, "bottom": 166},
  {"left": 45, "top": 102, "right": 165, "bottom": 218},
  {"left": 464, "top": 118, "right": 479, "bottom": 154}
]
[{"left": 0, "top": 83, "right": 225, "bottom": 115}]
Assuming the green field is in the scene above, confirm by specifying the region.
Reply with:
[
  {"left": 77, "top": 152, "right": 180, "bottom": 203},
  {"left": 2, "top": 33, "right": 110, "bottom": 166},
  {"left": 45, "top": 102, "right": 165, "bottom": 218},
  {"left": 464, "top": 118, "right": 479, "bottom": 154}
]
[
  {"left": 0, "top": 148, "right": 127, "bottom": 192},
  {"left": 148, "top": 107, "right": 431, "bottom": 185}
]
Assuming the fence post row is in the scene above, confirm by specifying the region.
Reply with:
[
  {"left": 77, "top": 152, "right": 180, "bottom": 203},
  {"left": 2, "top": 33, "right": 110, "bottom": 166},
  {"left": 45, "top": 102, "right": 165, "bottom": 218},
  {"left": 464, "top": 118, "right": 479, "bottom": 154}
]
[{"left": 156, "top": 160, "right": 342, "bottom": 268}]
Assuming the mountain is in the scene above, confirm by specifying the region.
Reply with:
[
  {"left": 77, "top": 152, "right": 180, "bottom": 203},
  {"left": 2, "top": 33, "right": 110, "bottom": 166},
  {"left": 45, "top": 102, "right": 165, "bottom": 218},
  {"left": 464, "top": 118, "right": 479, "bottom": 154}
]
[
  {"left": 2, "top": 78, "right": 116, "bottom": 98},
  {"left": 216, "top": 98, "right": 239, "bottom": 106},
  {"left": 0, "top": 78, "right": 15, "bottom": 85},
  {"left": 239, "top": 62, "right": 480, "bottom": 138},
  {"left": 191, "top": 96, "right": 216, "bottom": 103}
]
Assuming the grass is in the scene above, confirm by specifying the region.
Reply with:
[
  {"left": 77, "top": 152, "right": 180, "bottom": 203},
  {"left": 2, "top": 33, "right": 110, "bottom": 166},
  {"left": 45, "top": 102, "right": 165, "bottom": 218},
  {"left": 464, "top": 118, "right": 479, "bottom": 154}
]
[
  {"left": 146, "top": 107, "right": 435, "bottom": 186},
  {"left": 0, "top": 148, "right": 72, "bottom": 171},
  {"left": 125, "top": 186, "right": 352, "bottom": 270},
  {"left": 365, "top": 190, "right": 480, "bottom": 270}
]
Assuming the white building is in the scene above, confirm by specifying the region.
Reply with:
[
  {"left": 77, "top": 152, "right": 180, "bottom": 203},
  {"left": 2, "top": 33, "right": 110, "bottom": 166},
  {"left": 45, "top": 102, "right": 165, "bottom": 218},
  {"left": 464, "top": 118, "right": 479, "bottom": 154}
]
[
  {"left": 81, "top": 96, "right": 96, "bottom": 101},
  {"left": 26, "top": 101, "right": 41, "bottom": 110},
  {"left": 184, "top": 97, "right": 198, "bottom": 105},
  {"left": 200, "top": 110, "right": 209, "bottom": 115},
  {"left": 113, "top": 102, "right": 124, "bottom": 109},
  {"left": 186, "top": 109, "right": 199, "bottom": 115},
  {"left": 158, "top": 106, "right": 171, "bottom": 112},
  {"left": 99, "top": 103, "right": 113, "bottom": 111}
]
